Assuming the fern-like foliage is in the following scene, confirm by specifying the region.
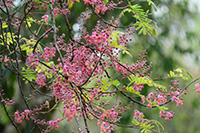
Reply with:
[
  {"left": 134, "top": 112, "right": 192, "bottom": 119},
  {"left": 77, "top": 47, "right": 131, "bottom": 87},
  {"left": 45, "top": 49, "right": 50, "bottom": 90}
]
[
  {"left": 128, "top": 75, "right": 167, "bottom": 92},
  {"left": 146, "top": 0, "right": 157, "bottom": 11},
  {"left": 21, "top": 67, "right": 37, "bottom": 84},
  {"left": 168, "top": 67, "right": 193, "bottom": 80},
  {"left": 119, "top": 1, "right": 158, "bottom": 36},
  {"left": 132, "top": 113, "right": 165, "bottom": 133}
]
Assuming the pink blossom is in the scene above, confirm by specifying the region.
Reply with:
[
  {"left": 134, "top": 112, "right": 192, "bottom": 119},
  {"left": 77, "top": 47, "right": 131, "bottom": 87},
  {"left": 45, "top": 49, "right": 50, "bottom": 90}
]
[
  {"left": 177, "top": 100, "right": 183, "bottom": 106},
  {"left": 53, "top": 8, "right": 59, "bottom": 18},
  {"left": 159, "top": 110, "right": 174, "bottom": 120},
  {"left": 147, "top": 103, "right": 152, "bottom": 108},
  {"left": 36, "top": 74, "right": 46, "bottom": 86},
  {"left": 42, "top": 15, "right": 49, "bottom": 24},
  {"left": 14, "top": 110, "right": 20, "bottom": 119},
  {"left": 26, "top": 54, "right": 39, "bottom": 67},
  {"left": 195, "top": 83, "right": 200, "bottom": 94}
]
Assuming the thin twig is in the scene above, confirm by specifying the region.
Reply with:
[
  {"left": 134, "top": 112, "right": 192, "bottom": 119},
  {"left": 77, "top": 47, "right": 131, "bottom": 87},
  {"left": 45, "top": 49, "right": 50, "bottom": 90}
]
[
  {"left": 32, "top": 27, "right": 53, "bottom": 53},
  {"left": 2, "top": 0, "right": 42, "bottom": 131},
  {"left": 90, "top": 5, "right": 134, "bottom": 28},
  {"left": 49, "top": 0, "right": 65, "bottom": 65},
  {"left": 158, "top": 77, "right": 200, "bottom": 107},
  {"left": 79, "top": 50, "right": 105, "bottom": 87},
  {"left": 75, "top": 117, "right": 83, "bottom": 133},
  {"left": 0, "top": 7, "right": 7, "bottom": 14},
  {"left": 11, "top": 0, "right": 31, "bottom": 18},
  {"left": 58, "top": 1, "right": 74, "bottom": 41},
  {"left": 0, "top": 17, "right": 21, "bottom": 133}
]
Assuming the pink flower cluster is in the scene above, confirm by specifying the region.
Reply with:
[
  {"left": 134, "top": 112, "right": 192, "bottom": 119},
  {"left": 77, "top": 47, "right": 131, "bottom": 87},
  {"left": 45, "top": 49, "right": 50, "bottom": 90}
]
[
  {"left": 53, "top": 8, "right": 60, "bottom": 18},
  {"left": 14, "top": 107, "right": 62, "bottom": 132},
  {"left": 171, "top": 96, "right": 183, "bottom": 106},
  {"left": 26, "top": 54, "right": 39, "bottom": 67},
  {"left": 64, "top": 105, "right": 78, "bottom": 122},
  {"left": 14, "top": 109, "right": 31, "bottom": 123},
  {"left": 99, "top": 109, "right": 119, "bottom": 121},
  {"left": 59, "top": 46, "right": 99, "bottom": 85},
  {"left": 133, "top": 109, "right": 147, "bottom": 123},
  {"left": 52, "top": 81, "right": 80, "bottom": 122},
  {"left": 0, "top": 0, "right": 14, "bottom": 8},
  {"left": 82, "top": 0, "right": 108, "bottom": 14},
  {"left": 47, "top": 117, "right": 61, "bottom": 130},
  {"left": 132, "top": 84, "right": 144, "bottom": 92},
  {"left": 36, "top": 74, "right": 46, "bottom": 86},
  {"left": 1, "top": 97, "right": 15, "bottom": 107},
  {"left": 159, "top": 110, "right": 174, "bottom": 121},
  {"left": 9, "top": 0, "right": 200, "bottom": 132},
  {"left": 40, "top": 47, "right": 56, "bottom": 62},
  {"left": 154, "top": 94, "right": 167, "bottom": 105},
  {"left": 115, "top": 63, "right": 127, "bottom": 75},
  {"left": 95, "top": 4, "right": 108, "bottom": 14},
  {"left": 84, "top": 31, "right": 109, "bottom": 46},
  {"left": 100, "top": 122, "right": 115, "bottom": 133},
  {"left": 195, "top": 83, "right": 200, "bottom": 94},
  {"left": 42, "top": 15, "right": 49, "bottom": 24},
  {"left": 38, "top": 1, "right": 48, "bottom": 10}
]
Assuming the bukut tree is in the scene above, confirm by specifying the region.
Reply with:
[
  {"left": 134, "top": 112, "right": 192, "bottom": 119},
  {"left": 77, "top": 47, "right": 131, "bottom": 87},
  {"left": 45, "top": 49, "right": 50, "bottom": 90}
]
[{"left": 0, "top": 0, "right": 199, "bottom": 132}]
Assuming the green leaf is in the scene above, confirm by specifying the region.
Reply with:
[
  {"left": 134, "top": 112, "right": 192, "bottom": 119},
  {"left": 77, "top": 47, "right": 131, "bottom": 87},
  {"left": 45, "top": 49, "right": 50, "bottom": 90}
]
[
  {"left": 0, "top": 32, "right": 16, "bottom": 46},
  {"left": 146, "top": 0, "right": 157, "bottom": 11},
  {"left": 68, "top": 0, "right": 79, "bottom": 10},
  {"left": 152, "top": 28, "right": 158, "bottom": 36},
  {"left": 150, "top": 120, "right": 165, "bottom": 132},
  {"left": 109, "top": 31, "right": 132, "bottom": 56},
  {"left": 35, "top": 61, "right": 54, "bottom": 78},
  {"left": 138, "top": 28, "right": 144, "bottom": 35},
  {"left": 122, "top": 50, "right": 133, "bottom": 57},
  {"left": 143, "top": 129, "right": 152, "bottom": 133},
  {"left": 177, "top": 67, "right": 193, "bottom": 79},
  {"left": 21, "top": 67, "right": 37, "bottom": 83},
  {"left": 119, "top": 8, "right": 132, "bottom": 18},
  {"left": 126, "top": 86, "right": 136, "bottom": 93},
  {"left": 112, "top": 80, "right": 120, "bottom": 86},
  {"left": 20, "top": 38, "right": 43, "bottom": 55},
  {"left": 101, "top": 86, "right": 108, "bottom": 91},
  {"left": 2, "top": 22, "right": 8, "bottom": 28},
  {"left": 104, "top": 0, "right": 109, "bottom": 5},
  {"left": 128, "top": 74, "right": 167, "bottom": 91},
  {"left": 132, "top": 119, "right": 140, "bottom": 125},
  {"left": 21, "top": 44, "right": 33, "bottom": 55},
  {"left": 125, "top": 2, "right": 157, "bottom": 36},
  {"left": 168, "top": 67, "right": 192, "bottom": 80},
  {"left": 102, "top": 79, "right": 111, "bottom": 86},
  {"left": 45, "top": 101, "right": 50, "bottom": 109},
  {"left": 26, "top": 17, "right": 34, "bottom": 28},
  {"left": 158, "top": 106, "right": 168, "bottom": 111}
]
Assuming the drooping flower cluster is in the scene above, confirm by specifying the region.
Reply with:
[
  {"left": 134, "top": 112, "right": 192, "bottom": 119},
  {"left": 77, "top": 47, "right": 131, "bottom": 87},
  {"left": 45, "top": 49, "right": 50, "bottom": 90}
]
[
  {"left": 133, "top": 109, "right": 148, "bottom": 123},
  {"left": 38, "top": 1, "right": 48, "bottom": 10},
  {"left": 40, "top": 46, "right": 56, "bottom": 62},
  {"left": 14, "top": 105, "right": 45, "bottom": 124},
  {"left": 36, "top": 74, "right": 46, "bottom": 86},
  {"left": 159, "top": 110, "right": 175, "bottom": 121},
  {"left": 14, "top": 107, "right": 62, "bottom": 132},
  {"left": 47, "top": 117, "right": 61, "bottom": 130},
  {"left": 42, "top": 15, "right": 49, "bottom": 24},
  {"left": 82, "top": 0, "right": 107, "bottom": 14},
  {"left": 26, "top": 54, "right": 39, "bottom": 67},
  {"left": 100, "top": 122, "right": 115, "bottom": 133},
  {"left": 1, "top": 97, "right": 15, "bottom": 107},
  {"left": 195, "top": 83, "right": 200, "bottom": 94}
]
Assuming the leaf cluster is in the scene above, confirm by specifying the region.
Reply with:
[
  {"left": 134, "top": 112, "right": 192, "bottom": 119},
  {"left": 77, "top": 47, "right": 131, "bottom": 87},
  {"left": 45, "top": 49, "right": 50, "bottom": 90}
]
[{"left": 119, "top": 1, "right": 158, "bottom": 36}]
